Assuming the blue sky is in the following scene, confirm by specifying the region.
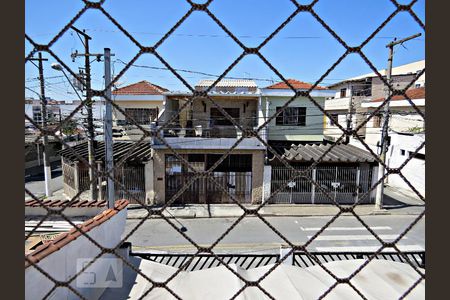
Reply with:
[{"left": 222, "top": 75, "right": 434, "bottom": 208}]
[{"left": 25, "top": 0, "right": 425, "bottom": 100}]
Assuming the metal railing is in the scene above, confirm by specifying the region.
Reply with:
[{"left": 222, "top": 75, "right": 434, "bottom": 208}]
[
  {"left": 134, "top": 252, "right": 280, "bottom": 271},
  {"left": 132, "top": 251, "right": 425, "bottom": 271}
]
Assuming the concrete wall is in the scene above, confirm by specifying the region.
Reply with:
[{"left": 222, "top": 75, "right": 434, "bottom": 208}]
[
  {"left": 364, "top": 106, "right": 425, "bottom": 148},
  {"left": 25, "top": 208, "right": 127, "bottom": 300},
  {"left": 152, "top": 149, "right": 265, "bottom": 205},
  {"left": 112, "top": 100, "right": 164, "bottom": 123},
  {"left": 262, "top": 96, "right": 325, "bottom": 142},
  {"left": 144, "top": 160, "right": 154, "bottom": 205},
  {"left": 262, "top": 165, "right": 272, "bottom": 203},
  {"left": 190, "top": 97, "right": 258, "bottom": 129},
  {"left": 386, "top": 133, "right": 425, "bottom": 196},
  {"left": 350, "top": 132, "right": 425, "bottom": 196},
  {"left": 371, "top": 75, "right": 416, "bottom": 100}
]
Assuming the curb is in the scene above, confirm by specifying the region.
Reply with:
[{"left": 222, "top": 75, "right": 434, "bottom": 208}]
[{"left": 126, "top": 210, "right": 423, "bottom": 219}]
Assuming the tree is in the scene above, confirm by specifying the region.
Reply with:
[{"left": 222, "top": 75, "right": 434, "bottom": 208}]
[{"left": 61, "top": 119, "right": 78, "bottom": 136}]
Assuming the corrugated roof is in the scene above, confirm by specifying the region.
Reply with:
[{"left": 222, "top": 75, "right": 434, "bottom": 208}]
[
  {"left": 59, "top": 141, "right": 152, "bottom": 162},
  {"left": 281, "top": 143, "right": 376, "bottom": 163},
  {"left": 265, "top": 79, "right": 327, "bottom": 90},
  {"left": 372, "top": 87, "right": 425, "bottom": 102},
  {"left": 196, "top": 79, "right": 257, "bottom": 88},
  {"left": 112, "top": 80, "right": 168, "bottom": 95}
]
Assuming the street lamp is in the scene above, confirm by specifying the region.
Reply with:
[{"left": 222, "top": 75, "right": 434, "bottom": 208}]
[{"left": 50, "top": 63, "right": 83, "bottom": 102}]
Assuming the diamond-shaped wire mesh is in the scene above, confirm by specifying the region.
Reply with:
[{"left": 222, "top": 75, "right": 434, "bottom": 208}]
[{"left": 25, "top": 0, "right": 425, "bottom": 299}]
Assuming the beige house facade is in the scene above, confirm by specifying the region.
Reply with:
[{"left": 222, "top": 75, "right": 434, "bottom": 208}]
[
  {"left": 150, "top": 80, "right": 267, "bottom": 205},
  {"left": 111, "top": 80, "right": 167, "bottom": 127}
]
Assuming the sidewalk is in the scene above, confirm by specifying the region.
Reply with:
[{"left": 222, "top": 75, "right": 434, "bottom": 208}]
[{"left": 127, "top": 186, "right": 425, "bottom": 219}]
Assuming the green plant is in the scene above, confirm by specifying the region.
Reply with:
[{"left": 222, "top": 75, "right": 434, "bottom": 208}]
[{"left": 61, "top": 119, "right": 78, "bottom": 136}]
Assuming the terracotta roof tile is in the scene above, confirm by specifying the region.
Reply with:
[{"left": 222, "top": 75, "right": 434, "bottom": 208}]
[
  {"left": 372, "top": 87, "right": 425, "bottom": 102},
  {"left": 25, "top": 200, "right": 129, "bottom": 268},
  {"left": 265, "top": 79, "right": 327, "bottom": 90},
  {"left": 112, "top": 80, "right": 168, "bottom": 95}
]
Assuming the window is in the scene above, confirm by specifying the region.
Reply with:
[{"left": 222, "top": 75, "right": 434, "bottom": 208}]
[
  {"left": 400, "top": 149, "right": 406, "bottom": 156},
  {"left": 124, "top": 108, "right": 158, "bottom": 125},
  {"left": 210, "top": 107, "right": 240, "bottom": 126},
  {"left": 275, "top": 107, "right": 306, "bottom": 126},
  {"left": 415, "top": 83, "right": 421, "bottom": 88},
  {"left": 409, "top": 152, "right": 425, "bottom": 160},
  {"left": 206, "top": 154, "right": 252, "bottom": 172},
  {"left": 329, "top": 113, "right": 339, "bottom": 126},
  {"left": 340, "top": 88, "right": 347, "bottom": 98},
  {"left": 372, "top": 115, "right": 381, "bottom": 128}
]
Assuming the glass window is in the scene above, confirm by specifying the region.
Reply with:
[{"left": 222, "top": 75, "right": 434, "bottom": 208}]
[{"left": 275, "top": 107, "right": 306, "bottom": 126}]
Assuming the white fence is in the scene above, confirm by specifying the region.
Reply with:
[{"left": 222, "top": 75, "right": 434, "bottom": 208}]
[{"left": 270, "top": 164, "right": 376, "bottom": 204}]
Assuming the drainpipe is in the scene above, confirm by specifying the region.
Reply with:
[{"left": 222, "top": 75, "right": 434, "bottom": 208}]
[{"left": 264, "top": 96, "right": 270, "bottom": 163}]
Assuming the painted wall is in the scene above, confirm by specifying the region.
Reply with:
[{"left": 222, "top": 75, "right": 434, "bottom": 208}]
[
  {"left": 112, "top": 100, "right": 164, "bottom": 123},
  {"left": 262, "top": 96, "right": 325, "bottom": 142},
  {"left": 349, "top": 132, "right": 425, "bottom": 197},
  {"left": 25, "top": 208, "right": 127, "bottom": 300},
  {"left": 387, "top": 133, "right": 425, "bottom": 196}
]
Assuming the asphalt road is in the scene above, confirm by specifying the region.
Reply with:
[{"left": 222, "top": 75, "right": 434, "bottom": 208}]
[
  {"left": 124, "top": 215, "right": 425, "bottom": 254},
  {"left": 24, "top": 166, "right": 63, "bottom": 198}
]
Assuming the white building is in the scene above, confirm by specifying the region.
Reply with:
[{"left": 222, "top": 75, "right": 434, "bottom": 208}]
[
  {"left": 324, "top": 60, "right": 425, "bottom": 142},
  {"left": 358, "top": 87, "right": 425, "bottom": 196}
]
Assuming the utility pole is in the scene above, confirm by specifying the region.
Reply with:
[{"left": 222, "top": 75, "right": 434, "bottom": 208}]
[
  {"left": 71, "top": 26, "right": 98, "bottom": 200},
  {"left": 104, "top": 48, "right": 115, "bottom": 208},
  {"left": 374, "top": 33, "right": 421, "bottom": 210},
  {"left": 30, "top": 53, "right": 52, "bottom": 197},
  {"left": 345, "top": 84, "right": 353, "bottom": 144}
]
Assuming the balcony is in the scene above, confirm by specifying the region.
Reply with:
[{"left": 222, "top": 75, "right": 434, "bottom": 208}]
[{"left": 324, "top": 97, "right": 351, "bottom": 111}]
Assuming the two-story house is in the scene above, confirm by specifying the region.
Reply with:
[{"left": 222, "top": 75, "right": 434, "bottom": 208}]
[
  {"left": 112, "top": 80, "right": 167, "bottom": 127},
  {"left": 260, "top": 79, "right": 335, "bottom": 153},
  {"left": 150, "top": 80, "right": 266, "bottom": 205},
  {"left": 324, "top": 60, "right": 425, "bottom": 143},
  {"left": 360, "top": 87, "right": 425, "bottom": 196}
]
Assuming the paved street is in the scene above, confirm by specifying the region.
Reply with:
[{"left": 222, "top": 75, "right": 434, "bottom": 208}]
[
  {"left": 124, "top": 215, "right": 425, "bottom": 254},
  {"left": 24, "top": 166, "right": 63, "bottom": 198}
]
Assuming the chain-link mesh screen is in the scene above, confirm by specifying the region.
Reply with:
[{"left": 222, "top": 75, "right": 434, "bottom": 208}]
[{"left": 25, "top": 0, "right": 425, "bottom": 299}]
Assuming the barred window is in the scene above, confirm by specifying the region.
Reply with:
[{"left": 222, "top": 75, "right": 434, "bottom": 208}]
[
  {"left": 124, "top": 108, "right": 158, "bottom": 125},
  {"left": 276, "top": 107, "right": 306, "bottom": 126}
]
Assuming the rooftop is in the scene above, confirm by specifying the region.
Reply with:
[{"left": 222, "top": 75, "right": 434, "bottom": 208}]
[
  {"left": 372, "top": 87, "right": 425, "bottom": 102},
  {"left": 59, "top": 141, "right": 152, "bottom": 163},
  {"left": 152, "top": 137, "right": 265, "bottom": 150},
  {"left": 265, "top": 79, "right": 327, "bottom": 90},
  {"left": 280, "top": 143, "right": 376, "bottom": 163},
  {"left": 196, "top": 79, "right": 257, "bottom": 88},
  {"left": 112, "top": 80, "right": 168, "bottom": 95},
  {"left": 25, "top": 200, "right": 128, "bottom": 267}
]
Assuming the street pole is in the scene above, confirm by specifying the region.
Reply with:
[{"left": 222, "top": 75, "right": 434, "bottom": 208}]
[
  {"left": 104, "top": 48, "right": 115, "bottom": 208},
  {"left": 71, "top": 26, "right": 98, "bottom": 200},
  {"left": 345, "top": 84, "right": 353, "bottom": 144},
  {"left": 374, "top": 33, "right": 421, "bottom": 210},
  {"left": 30, "top": 52, "right": 52, "bottom": 197}
]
